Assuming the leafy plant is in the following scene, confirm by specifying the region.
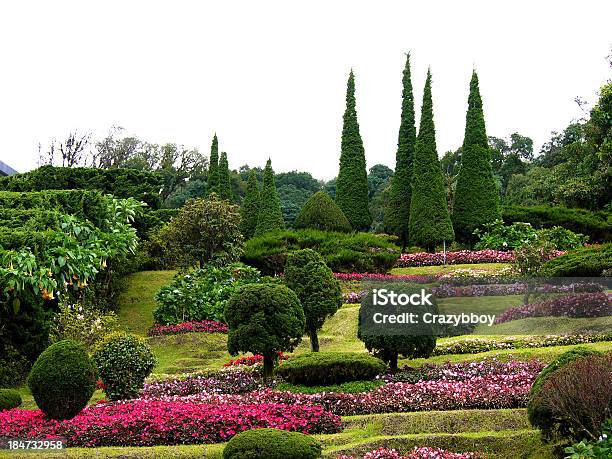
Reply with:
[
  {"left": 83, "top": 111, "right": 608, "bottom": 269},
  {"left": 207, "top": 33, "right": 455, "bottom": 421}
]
[
  {"left": 565, "top": 419, "right": 612, "bottom": 458},
  {"left": 473, "top": 219, "right": 537, "bottom": 250},
  {"left": 49, "top": 303, "right": 117, "bottom": 350}
]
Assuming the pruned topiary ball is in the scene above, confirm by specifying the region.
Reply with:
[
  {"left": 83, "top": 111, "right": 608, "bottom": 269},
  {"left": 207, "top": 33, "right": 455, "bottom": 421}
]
[{"left": 223, "top": 428, "right": 322, "bottom": 459}]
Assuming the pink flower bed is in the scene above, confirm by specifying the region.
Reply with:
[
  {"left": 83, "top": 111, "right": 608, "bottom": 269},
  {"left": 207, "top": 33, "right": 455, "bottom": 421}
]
[
  {"left": 396, "top": 250, "right": 516, "bottom": 267},
  {"left": 0, "top": 401, "right": 341, "bottom": 447},
  {"left": 338, "top": 447, "right": 479, "bottom": 459},
  {"left": 335, "top": 273, "right": 438, "bottom": 283},
  {"left": 147, "top": 320, "right": 228, "bottom": 337},
  {"left": 223, "top": 352, "right": 289, "bottom": 367}
]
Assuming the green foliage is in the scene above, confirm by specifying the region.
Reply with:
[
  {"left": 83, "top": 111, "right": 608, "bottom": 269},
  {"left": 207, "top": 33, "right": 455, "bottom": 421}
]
[
  {"left": 208, "top": 134, "right": 220, "bottom": 195},
  {"left": 0, "top": 389, "right": 22, "bottom": 411},
  {"left": 225, "top": 284, "right": 305, "bottom": 379},
  {"left": 0, "top": 339, "right": 30, "bottom": 387},
  {"left": 537, "top": 227, "right": 589, "bottom": 250},
  {"left": 49, "top": 303, "right": 118, "bottom": 351},
  {"left": 153, "top": 263, "right": 261, "bottom": 324},
  {"left": 294, "top": 192, "right": 351, "bottom": 232},
  {"left": 408, "top": 70, "right": 454, "bottom": 248},
  {"left": 240, "top": 170, "right": 260, "bottom": 239},
  {"left": 278, "top": 184, "right": 314, "bottom": 228},
  {"left": 276, "top": 379, "right": 384, "bottom": 394},
  {"left": 223, "top": 428, "right": 322, "bottom": 459},
  {"left": 27, "top": 340, "right": 96, "bottom": 419},
  {"left": 513, "top": 239, "right": 557, "bottom": 276},
  {"left": 474, "top": 219, "right": 537, "bottom": 250},
  {"left": 385, "top": 54, "right": 416, "bottom": 248},
  {"left": 540, "top": 244, "right": 612, "bottom": 277},
  {"left": 453, "top": 71, "right": 501, "bottom": 243},
  {"left": 242, "top": 229, "right": 400, "bottom": 275},
  {"left": 284, "top": 249, "right": 342, "bottom": 351},
  {"left": 92, "top": 332, "right": 156, "bottom": 401},
  {"left": 255, "top": 159, "right": 285, "bottom": 236},
  {"left": 336, "top": 70, "right": 372, "bottom": 231},
  {"left": 274, "top": 352, "right": 385, "bottom": 386},
  {"left": 565, "top": 419, "right": 612, "bottom": 459},
  {"left": 158, "top": 195, "right": 243, "bottom": 268},
  {"left": 218, "top": 151, "right": 233, "bottom": 201}
]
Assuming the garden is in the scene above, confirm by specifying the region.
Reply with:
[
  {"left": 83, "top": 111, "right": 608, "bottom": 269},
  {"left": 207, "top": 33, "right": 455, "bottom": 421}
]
[{"left": 0, "top": 53, "right": 611, "bottom": 459}]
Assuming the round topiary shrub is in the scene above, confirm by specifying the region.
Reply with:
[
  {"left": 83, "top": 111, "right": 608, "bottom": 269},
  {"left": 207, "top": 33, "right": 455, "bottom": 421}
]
[
  {"left": 27, "top": 340, "right": 96, "bottom": 419},
  {"left": 92, "top": 332, "right": 156, "bottom": 400},
  {"left": 0, "top": 389, "right": 22, "bottom": 411},
  {"left": 294, "top": 192, "right": 351, "bottom": 232},
  {"left": 223, "top": 428, "right": 322, "bottom": 459},
  {"left": 274, "top": 352, "right": 386, "bottom": 386}
]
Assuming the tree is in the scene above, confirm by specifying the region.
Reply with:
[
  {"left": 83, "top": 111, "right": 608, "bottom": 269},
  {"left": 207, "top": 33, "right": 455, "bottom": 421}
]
[
  {"left": 240, "top": 170, "right": 261, "bottom": 239},
  {"left": 159, "top": 195, "right": 243, "bottom": 268},
  {"left": 452, "top": 71, "right": 500, "bottom": 244},
  {"left": 284, "top": 249, "right": 342, "bottom": 352},
  {"left": 39, "top": 131, "right": 92, "bottom": 168},
  {"left": 335, "top": 70, "right": 372, "bottom": 231},
  {"left": 254, "top": 159, "right": 285, "bottom": 236},
  {"left": 294, "top": 191, "right": 351, "bottom": 232},
  {"left": 225, "top": 284, "right": 305, "bottom": 380},
  {"left": 218, "top": 151, "right": 233, "bottom": 201},
  {"left": 408, "top": 70, "right": 454, "bottom": 249},
  {"left": 207, "top": 134, "right": 220, "bottom": 195},
  {"left": 385, "top": 54, "right": 416, "bottom": 249}
]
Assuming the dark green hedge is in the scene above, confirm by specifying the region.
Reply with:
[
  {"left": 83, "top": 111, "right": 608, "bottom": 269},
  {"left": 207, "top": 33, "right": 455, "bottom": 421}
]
[
  {"left": 540, "top": 244, "right": 612, "bottom": 277},
  {"left": 0, "top": 209, "right": 63, "bottom": 230},
  {"left": 0, "top": 389, "right": 22, "bottom": 411},
  {"left": 502, "top": 205, "right": 611, "bottom": 242},
  {"left": 223, "top": 428, "right": 322, "bottom": 459},
  {"left": 274, "top": 352, "right": 386, "bottom": 386}
]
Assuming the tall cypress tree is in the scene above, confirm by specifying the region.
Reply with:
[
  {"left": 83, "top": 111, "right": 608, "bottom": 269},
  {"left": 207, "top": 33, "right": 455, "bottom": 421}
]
[
  {"left": 240, "top": 169, "right": 260, "bottom": 239},
  {"left": 218, "top": 151, "right": 233, "bottom": 201},
  {"left": 207, "top": 134, "right": 220, "bottom": 195},
  {"left": 254, "top": 159, "right": 285, "bottom": 236},
  {"left": 336, "top": 70, "right": 372, "bottom": 231},
  {"left": 408, "top": 69, "right": 454, "bottom": 250},
  {"left": 452, "top": 71, "right": 501, "bottom": 243},
  {"left": 385, "top": 53, "right": 416, "bottom": 249}
]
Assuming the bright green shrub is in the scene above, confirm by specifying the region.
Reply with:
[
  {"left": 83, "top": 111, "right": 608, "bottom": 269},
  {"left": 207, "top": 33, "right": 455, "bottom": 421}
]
[
  {"left": 254, "top": 159, "right": 285, "bottom": 236},
  {"left": 540, "top": 244, "right": 612, "bottom": 277},
  {"left": 92, "top": 332, "right": 156, "bottom": 400},
  {"left": 294, "top": 192, "right": 351, "bottom": 232},
  {"left": 274, "top": 352, "right": 385, "bottom": 386},
  {"left": 27, "top": 340, "right": 96, "bottom": 419},
  {"left": 223, "top": 428, "right": 322, "bottom": 459},
  {"left": 0, "top": 389, "right": 22, "bottom": 411},
  {"left": 473, "top": 219, "right": 537, "bottom": 250},
  {"left": 49, "top": 303, "right": 118, "bottom": 351}
]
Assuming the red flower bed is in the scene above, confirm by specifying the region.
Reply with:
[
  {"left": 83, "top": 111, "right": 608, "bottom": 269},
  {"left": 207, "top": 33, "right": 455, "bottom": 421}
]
[
  {"left": 147, "top": 320, "right": 228, "bottom": 337},
  {"left": 339, "top": 447, "right": 480, "bottom": 459},
  {"left": 397, "top": 250, "right": 518, "bottom": 267},
  {"left": 223, "top": 352, "right": 290, "bottom": 367},
  {"left": 0, "top": 400, "right": 341, "bottom": 447},
  {"left": 335, "top": 273, "right": 438, "bottom": 283}
]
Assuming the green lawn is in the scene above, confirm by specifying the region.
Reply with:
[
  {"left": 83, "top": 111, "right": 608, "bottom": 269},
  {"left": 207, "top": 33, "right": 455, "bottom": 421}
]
[{"left": 391, "top": 263, "right": 511, "bottom": 276}]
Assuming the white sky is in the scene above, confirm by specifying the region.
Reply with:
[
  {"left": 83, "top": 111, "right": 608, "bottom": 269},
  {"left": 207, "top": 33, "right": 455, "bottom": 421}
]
[{"left": 0, "top": 1, "right": 610, "bottom": 180}]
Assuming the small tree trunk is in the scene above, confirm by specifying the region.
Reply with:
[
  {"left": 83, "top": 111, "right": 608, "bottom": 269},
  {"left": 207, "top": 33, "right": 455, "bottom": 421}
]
[
  {"left": 389, "top": 352, "right": 398, "bottom": 371},
  {"left": 309, "top": 329, "right": 320, "bottom": 352},
  {"left": 523, "top": 281, "right": 531, "bottom": 305},
  {"left": 262, "top": 353, "right": 274, "bottom": 382}
]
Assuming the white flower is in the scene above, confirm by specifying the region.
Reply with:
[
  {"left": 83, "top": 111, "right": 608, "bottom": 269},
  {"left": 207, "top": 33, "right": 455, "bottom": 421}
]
[{"left": 76, "top": 314, "right": 84, "bottom": 320}]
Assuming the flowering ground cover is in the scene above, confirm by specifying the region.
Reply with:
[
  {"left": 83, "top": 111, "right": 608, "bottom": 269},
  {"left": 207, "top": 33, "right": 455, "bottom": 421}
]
[
  {"left": 223, "top": 352, "right": 290, "bottom": 367},
  {"left": 335, "top": 272, "right": 438, "bottom": 283},
  {"left": 142, "top": 369, "right": 262, "bottom": 397},
  {"left": 338, "top": 446, "right": 480, "bottom": 459},
  {"left": 147, "top": 320, "right": 228, "bottom": 336},
  {"left": 396, "top": 250, "right": 517, "bottom": 267}
]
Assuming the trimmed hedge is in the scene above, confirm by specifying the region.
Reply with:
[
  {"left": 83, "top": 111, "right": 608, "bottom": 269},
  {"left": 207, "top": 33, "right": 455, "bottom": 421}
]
[
  {"left": 502, "top": 205, "right": 611, "bottom": 242},
  {"left": 274, "top": 352, "right": 386, "bottom": 386},
  {"left": 223, "top": 428, "right": 322, "bottom": 459},
  {"left": 294, "top": 192, "right": 351, "bottom": 232},
  {"left": 540, "top": 244, "right": 612, "bottom": 277},
  {"left": 0, "top": 388, "right": 22, "bottom": 411},
  {"left": 242, "top": 229, "right": 399, "bottom": 275}
]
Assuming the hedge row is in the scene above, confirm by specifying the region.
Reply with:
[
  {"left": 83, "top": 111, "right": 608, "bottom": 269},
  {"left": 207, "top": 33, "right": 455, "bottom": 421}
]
[{"left": 540, "top": 243, "right": 612, "bottom": 277}]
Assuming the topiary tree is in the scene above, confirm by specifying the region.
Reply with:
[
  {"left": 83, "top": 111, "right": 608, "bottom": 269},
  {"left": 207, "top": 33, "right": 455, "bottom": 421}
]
[
  {"left": 240, "top": 169, "right": 261, "bottom": 239},
  {"left": 92, "top": 332, "right": 156, "bottom": 401},
  {"left": 159, "top": 195, "right": 244, "bottom": 268},
  {"left": 254, "top": 159, "right": 285, "bottom": 236},
  {"left": 225, "top": 284, "right": 305, "bottom": 380},
  {"left": 218, "top": 151, "right": 233, "bottom": 201},
  {"left": 408, "top": 69, "right": 454, "bottom": 250},
  {"left": 452, "top": 71, "right": 501, "bottom": 244},
  {"left": 27, "top": 340, "right": 96, "bottom": 419},
  {"left": 207, "top": 134, "right": 220, "bottom": 195},
  {"left": 294, "top": 192, "right": 351, "bottom": 232},
  {"left": 385, "top": 53, "right": 416, "bottom": 250},
  {"left": 223, "top": 428, "right": 322, "bottom": 459},
  {"left": 336, "top": 70, "right": 372, "bottom": 231},
  {"left": 284, "top": 249, "right": 342, "bottom": 351}
]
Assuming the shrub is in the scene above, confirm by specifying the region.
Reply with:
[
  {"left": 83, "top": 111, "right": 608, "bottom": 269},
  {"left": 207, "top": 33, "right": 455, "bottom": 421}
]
[
  {"left": 274, "top": 352, "right": 386, "bottom": 386},
  {"left": 0, "top": 389, "right": 22, "bottom": 411},
  {"left": 27, "top": 340, "right": 96, "bottom": 420},
  {"left": 153, "top": 263, "right": 260, "bottom": 324},
  {"left": 540, "top": 244, "right": 612, "bottom": 277},
  {"left": 537, "top": 226, "right": 589, "bottom": 250},
  {"left": 396, "top": 249, "right": 515, "bottom": 267},
  {"left": 294, "top": 192, "right": 351, "bottom": 232},
  {"left": 92, "top": 332, "right": 156, "bottom": 401},
  {"left": 223, "top": 428, "right": 322, "bottom": 459},
  {"left": 49, "top": 303, "right": 118, "bottom": 350},
  {"left": 564, "top": 419, "right": 612, "bottom": 459}
]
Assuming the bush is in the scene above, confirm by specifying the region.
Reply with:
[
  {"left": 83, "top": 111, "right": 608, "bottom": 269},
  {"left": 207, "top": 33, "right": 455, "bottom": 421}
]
[
  {"left": 242, "top": 229, "right": 399, "bottom": 275},
  {"left": 564, "top": 419, "right": 612, "bottom": 459},
  {"left": 0, "top": 389, "right": 22, "bottom": 411},
  {"left": 294, "top": 192, "right": 351, "bottom": 232},
  {"left": 27, "top": 340, "right": 96, "bottom": 419},
  {"left": 49, "top": 303, "right": 118, "bottom": 350},
  {"left": 223, "top": 428, "right": 322, "bottom": 459},
  {"left": 92, "top": 332, "right": 156, "bottom": 400},
  {"left": 153, "top": 263, "right": 260, "bottom": 324},
  {"left": 275, "top": 352, "right": 385, "bottom": 386},
  {"left": 540, "top": 244, "right": 612, "bottom": 277}
]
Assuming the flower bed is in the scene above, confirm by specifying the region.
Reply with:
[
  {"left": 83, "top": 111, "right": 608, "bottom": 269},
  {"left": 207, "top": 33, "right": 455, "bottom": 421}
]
[
  {"left": 396, "top": 250, "right": 516, "bottom": 267},
  {"left": 223, "top": 352, "right": 290, "bottom": 367},
  {"left": 338, "top": 447, "right": 480, "bottom": 459},
  {"left": 147, "top": 320, "right": 228, "bottom": 337},
  {"left": 0, "top": 401, "right": 341, "bottom": 447},
  {"left": 494, "top": 292, "right": 611, "bottom": 324},
  {"left": 143, "top": 369, "right": 262, "bottom": 398},
  {"left": 335, "top": 273, "right": 438, "bottom": 283}
]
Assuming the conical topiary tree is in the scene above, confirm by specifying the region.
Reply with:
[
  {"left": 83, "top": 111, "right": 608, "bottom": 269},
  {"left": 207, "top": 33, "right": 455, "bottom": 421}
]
[
  {"left": 207, "top": 134, "right": 220, "bottom": 195},
  {"left": 218, "top": 151, "right": 233, "bottom": 201},
  {"left": 336, "top": 70, "right": 372, "bottom": 231},
  {"left": 385, "top": 53, "right": 416, "bottom": 249},
  {"left": 294, "top": 191, "right": 351, "bottom": 232},
  {"left": 240, "top": 169, "right": 261, "bottom": 239},
  {"left": 254, "top": 159, "right": 285, "bottom": 236},
  {"left": 452, "top": 71, "right": 501, "bottom": 244},
  {"left": 408, "top": 69, "right": 454, "bottom": 250}
]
